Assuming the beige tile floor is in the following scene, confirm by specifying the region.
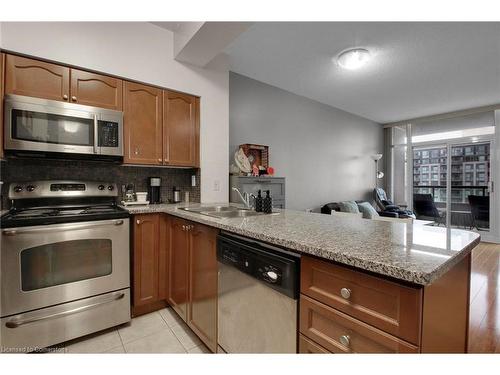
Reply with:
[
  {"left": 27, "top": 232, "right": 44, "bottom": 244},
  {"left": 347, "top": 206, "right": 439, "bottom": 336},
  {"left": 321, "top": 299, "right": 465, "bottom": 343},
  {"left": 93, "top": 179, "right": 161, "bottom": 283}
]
[{"left": 56, "top": 308, "right": 211, "bottom": 354}]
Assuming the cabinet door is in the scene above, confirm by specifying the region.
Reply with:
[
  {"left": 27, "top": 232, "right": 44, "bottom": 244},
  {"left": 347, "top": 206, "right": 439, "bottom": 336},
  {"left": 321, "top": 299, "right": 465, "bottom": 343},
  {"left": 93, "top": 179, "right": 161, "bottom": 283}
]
[
  {"left": 123, "top": 81, "right": 163, "bottom": 165},
  {"left": 5, "top": 55, "right": 70, "bottom": 102},
  {"left": 188, "top": 223, "right": 218, "bottom": 352},
  {"left": 168, "top": 217, "right": 190, "bottom": 321},
  {"left": 133, "top": 214, "right": 160, "bottom": 307},
  {"left": 163, "top": 90, "right": 197, "bottom": 166},
  {"left": 158, "top": 214, "right": 169, "bottom": 300},
  {"left": 70, "top": 69, "right": 123, "bottom": 110},
  {"left": 1, "top": 53, "right": 4, "bottom": 159}
]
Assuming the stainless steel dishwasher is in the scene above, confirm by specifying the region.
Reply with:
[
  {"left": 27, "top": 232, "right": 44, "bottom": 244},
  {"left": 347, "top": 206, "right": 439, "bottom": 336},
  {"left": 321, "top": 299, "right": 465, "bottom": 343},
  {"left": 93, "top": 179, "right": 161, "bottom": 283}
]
[{"left": 217, "top": 232, "right": 300, "bottom": 353}]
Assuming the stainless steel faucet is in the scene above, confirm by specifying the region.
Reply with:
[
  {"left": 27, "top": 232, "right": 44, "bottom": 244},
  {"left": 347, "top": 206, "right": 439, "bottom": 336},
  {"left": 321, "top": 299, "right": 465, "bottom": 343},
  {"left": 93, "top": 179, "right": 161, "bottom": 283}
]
[{"left": 232, "top": 187, "right": 255, "bottom": 209}]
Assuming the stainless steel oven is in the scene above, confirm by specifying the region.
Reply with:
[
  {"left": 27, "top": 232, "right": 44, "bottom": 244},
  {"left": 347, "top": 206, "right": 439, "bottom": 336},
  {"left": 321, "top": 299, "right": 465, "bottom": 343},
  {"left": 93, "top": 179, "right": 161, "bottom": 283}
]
[
  {"left": 1, "top": 218, "right": 129, "bottom": 317},
  {"left": 0, "top": 218, "right": 130, "bottom": 350},
  {"left": 0, "top": 181, "right": 130, "bottom": 351},
  {"left": 3, "top": 94, "right": 123, "bottom": 159}
]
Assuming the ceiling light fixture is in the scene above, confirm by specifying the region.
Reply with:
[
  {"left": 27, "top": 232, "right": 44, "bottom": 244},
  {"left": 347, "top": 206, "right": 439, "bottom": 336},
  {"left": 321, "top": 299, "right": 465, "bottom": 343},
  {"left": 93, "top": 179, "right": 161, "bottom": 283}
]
[{"left": 337, "top": 48, "right": 371, "bottom": 70}]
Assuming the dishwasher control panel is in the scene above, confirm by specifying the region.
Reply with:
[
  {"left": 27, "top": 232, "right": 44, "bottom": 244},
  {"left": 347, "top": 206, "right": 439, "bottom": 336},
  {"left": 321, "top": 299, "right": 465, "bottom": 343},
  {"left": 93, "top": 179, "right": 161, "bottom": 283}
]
[{"left": 217, "top": 233, "right": 299, "bottom": 298}]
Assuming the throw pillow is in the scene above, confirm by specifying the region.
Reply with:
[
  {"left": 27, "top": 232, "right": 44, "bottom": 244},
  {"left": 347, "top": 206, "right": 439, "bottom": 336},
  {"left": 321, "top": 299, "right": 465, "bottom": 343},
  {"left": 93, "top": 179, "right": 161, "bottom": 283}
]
[
  {"left": 357, "top": 202, "right": 380, "bottom": 219},
  {"left": 338, "top": 201, "right": 360, "bottom": 213}
]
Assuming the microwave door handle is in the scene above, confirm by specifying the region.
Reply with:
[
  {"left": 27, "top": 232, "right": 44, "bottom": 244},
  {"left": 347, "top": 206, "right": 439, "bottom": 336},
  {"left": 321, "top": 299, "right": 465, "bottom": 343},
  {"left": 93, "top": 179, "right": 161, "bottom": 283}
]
[{"left": 93, "top": 114, "right": 99, "bottom": 154}]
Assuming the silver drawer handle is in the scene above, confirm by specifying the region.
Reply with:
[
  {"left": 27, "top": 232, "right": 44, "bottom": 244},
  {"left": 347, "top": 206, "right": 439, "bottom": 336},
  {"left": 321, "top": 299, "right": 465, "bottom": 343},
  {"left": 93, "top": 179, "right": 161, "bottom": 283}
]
[
  {"left": 339, "top": 335, "right": 350, "bottom": 347},
  {"left": 5, "top": 292, "right": 125, "bottom": 328},
  {"left": 340, "top": 287, "right": 351, "bottom": 300},
  {"left": 2, "top": 219, "right": 124, "bottom": 236}
]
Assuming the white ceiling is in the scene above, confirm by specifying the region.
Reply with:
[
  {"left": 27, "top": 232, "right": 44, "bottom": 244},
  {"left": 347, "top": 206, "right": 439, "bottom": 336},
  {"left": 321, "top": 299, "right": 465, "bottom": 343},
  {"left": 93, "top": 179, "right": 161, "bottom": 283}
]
[{"left": 225, "top": 22, "right": 500, "bottom": 124}]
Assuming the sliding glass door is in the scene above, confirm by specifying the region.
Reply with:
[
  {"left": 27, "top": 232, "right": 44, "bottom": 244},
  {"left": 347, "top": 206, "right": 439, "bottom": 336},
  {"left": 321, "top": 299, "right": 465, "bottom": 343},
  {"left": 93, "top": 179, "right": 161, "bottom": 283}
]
[
  {"left": 450, "top": 142, "right": 491, "bottom": 231},
  {"left": 412, "top": 145, "right": 447, "bottom": 226},
  {"left": 387, "top": 110, "right": 496, "bottom": 240}
]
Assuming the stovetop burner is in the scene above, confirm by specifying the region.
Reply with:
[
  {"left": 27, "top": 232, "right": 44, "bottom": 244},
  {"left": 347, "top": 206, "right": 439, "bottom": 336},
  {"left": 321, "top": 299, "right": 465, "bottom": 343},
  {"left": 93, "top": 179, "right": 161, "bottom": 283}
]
[{"left": 1, "top": 180, "right": 130, "bottom": 228}]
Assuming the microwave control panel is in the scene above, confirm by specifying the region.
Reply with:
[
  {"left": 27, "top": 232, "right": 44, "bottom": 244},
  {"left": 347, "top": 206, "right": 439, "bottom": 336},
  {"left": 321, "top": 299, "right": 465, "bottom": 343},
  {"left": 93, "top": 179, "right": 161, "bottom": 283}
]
[{"left": 98, "top": 120, "right": 119, "bottom": 148}]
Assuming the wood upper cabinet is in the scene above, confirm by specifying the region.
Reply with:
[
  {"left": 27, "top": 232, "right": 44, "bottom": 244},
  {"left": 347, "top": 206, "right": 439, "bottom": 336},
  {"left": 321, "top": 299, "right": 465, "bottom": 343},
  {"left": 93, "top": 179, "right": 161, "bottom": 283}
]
[
  {"left": 70, "top": 69, "right": 123, "bottom": 110},
  {"left": 168, "top": 216, "right": 190, "bottom": 321},
  {"left": 163, "top": 90, "right": 198, "bottom": 167},
  {"left": 133, "top": 214, "right": 160, "bottom": 307},
  {"left": 188, "top": 223, "right": 218, "bottom": 352},
  {"left": 123, "top": 81, "right": 163, "bottom": 165},
  {"left": 5, "top": 55, "right": 70, "bottom": 102}
]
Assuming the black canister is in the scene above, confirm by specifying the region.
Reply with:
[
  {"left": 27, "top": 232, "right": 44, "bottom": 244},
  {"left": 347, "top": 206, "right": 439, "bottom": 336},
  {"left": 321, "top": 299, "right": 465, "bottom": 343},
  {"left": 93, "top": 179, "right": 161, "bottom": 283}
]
[
  {"left": 255, "top": 190, "right": 263, "bottom": 212},
  {"left": 263, "top": 190, "right": 273, "bottom": 213}
]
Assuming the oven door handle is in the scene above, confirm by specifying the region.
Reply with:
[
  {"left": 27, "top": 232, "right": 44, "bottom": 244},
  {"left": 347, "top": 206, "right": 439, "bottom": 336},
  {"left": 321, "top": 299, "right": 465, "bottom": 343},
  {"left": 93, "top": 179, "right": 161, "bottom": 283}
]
[
  {"left": 5, "top": 292, "right": 126, "bottom": 328},
  {"left": 2, "top": 219, "right": 125, "bottom": 236}
]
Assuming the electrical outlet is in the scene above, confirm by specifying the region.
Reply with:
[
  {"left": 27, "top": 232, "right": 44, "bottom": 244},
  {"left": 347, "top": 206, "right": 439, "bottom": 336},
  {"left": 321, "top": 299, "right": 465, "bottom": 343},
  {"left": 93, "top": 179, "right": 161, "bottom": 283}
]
[{"left": 213, "top": 180, "right": 220, "bottom": 192}]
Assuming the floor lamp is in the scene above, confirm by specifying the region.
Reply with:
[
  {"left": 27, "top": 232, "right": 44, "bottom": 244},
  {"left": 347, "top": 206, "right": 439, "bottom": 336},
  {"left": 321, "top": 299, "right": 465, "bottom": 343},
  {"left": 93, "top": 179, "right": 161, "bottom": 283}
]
[{"left": 371, "top": 154, "right": 384, "bottom": 188}]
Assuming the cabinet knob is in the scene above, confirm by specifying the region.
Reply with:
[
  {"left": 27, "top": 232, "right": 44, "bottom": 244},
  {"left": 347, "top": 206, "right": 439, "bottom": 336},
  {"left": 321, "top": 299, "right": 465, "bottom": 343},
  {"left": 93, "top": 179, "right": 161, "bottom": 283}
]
[
  {"left": 339, "top": 335, "right": 350, "bottom": 347},
  {"left": 136, "top": 219, "right": 142, "bottom": 225},
  {"left": 340, "top": 288, "right": 351, "bottom": 300},
  {"left": 158, "top": 158, "right": 162, "bottom": 163},
  {"left": 71, "top": 95, "right": 77, "bottom": 101},
  {"left": 134, "top": 148, "right": 140, "bottom": 155},
  {"left": 182, "top": 225, "right": 186, "bottom": 231},
  {"left": 63, "top": 94, "right": 69, "bottom": 100}
]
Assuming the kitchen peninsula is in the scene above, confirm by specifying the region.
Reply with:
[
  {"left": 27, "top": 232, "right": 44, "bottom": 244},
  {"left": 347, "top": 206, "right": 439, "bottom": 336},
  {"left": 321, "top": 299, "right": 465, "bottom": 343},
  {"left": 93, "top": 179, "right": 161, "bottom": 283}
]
[{"left": 125, "top": 203, "right": 480, "bottom": 354}]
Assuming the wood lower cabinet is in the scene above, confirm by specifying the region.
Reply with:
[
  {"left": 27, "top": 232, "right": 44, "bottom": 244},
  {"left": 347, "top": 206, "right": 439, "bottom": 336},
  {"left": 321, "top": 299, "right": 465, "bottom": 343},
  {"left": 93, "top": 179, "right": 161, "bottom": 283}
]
[
  {"left": 188, "top": 223, "right": 218, "bottom": 352},
  {"left": 163, "top": 90, "right": 198, "bottom": 167},
  {"left": 168, "top": 216, "right": 190, "bottom": 320},
  {"left": 167, "top": 216, "right": 218, "bottom": 352},
  {"left": 301, "top": 256, "right": 421, "bottom": 344},
  {"left": 123, "top": 81, "right": 163, "bottom": 165},
  {"left": 70, "top": 69, "right": 122, "bottom": 110},
  {"left": 300, "top": 295, "right": 418, "bottom": 353},
  {"left": 5, "top": 54, "right": 70, "bottom": 102},
  {"left": 299, "top": 334, "right": 330, "bottom": 354},
  {"left": 133, "top": 214, "right": 159, "bottom": 306},
  {"left": 132, "top": 214, "right": 168, "bottom": 316},
  {"left": 300, "top": 254, "right": 471, "bottom": 353}
]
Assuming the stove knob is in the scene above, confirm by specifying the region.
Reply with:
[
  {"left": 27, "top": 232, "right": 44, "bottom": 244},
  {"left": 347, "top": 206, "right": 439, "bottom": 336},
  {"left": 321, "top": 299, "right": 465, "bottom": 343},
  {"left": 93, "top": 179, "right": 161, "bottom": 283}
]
[
  {"left": 14, "top": 185, "right": 23, "bottom": 193},
  {"left": 26, "top": 185, "right": 36, "bottom": 192},
  {"left": 107, "top": 185, "right": 114, "bottom": 191},
  {"left": 98, "top": 185, "right": 105, "bottom": 191},
  {"left": 266, "top": 271, "right": 278, "bottom": 281}
]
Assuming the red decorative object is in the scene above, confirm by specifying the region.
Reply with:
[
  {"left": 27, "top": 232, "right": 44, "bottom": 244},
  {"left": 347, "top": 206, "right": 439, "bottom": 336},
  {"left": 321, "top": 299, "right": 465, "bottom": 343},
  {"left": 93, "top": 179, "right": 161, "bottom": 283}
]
[{"left": 267, "top": 167, "right": 275, "bottom": 176}]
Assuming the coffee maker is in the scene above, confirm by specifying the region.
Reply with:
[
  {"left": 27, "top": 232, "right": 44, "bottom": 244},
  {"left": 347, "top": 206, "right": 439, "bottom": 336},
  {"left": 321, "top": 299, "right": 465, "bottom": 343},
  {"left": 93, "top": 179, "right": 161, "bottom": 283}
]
[{"left": 148, "top": 177, "right": 162, "bottom": 204}]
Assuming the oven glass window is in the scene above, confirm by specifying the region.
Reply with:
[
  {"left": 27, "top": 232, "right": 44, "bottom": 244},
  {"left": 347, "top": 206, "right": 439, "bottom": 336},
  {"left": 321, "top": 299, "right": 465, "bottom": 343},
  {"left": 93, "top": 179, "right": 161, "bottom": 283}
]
[
  {"left": 20, "top": 239, "right": 112, "bottom": 291},
  {"left": 12, "top": 109, "right": 94, "bottom": 146}
]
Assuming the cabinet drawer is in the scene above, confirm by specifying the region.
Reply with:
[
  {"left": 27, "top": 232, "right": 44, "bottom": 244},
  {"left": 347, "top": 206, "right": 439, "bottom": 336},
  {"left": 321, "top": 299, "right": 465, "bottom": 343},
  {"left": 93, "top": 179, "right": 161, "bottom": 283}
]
[
  {"left": 300, "top": 295, "right": 418, "bottom": 353},
  {"left": 299, "top": 334, "right": 330, "bottom": 353},
  {"left": 301, "top": 256, "right": 422, "bottom": 344}
]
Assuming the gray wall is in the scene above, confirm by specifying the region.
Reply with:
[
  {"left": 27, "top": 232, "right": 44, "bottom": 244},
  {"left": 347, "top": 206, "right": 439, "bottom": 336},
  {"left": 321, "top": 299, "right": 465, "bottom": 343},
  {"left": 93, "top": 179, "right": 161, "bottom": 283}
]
[{"left": 229, "top": 73, "right": 384, "bottom": 211}]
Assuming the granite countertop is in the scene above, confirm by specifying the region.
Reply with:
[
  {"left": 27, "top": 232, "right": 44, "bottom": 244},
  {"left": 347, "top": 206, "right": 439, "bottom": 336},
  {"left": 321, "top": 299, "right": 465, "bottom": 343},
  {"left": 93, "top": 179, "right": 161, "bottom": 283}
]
[{"left": 122, "top": 202, "right": 480, "bottom": 286}]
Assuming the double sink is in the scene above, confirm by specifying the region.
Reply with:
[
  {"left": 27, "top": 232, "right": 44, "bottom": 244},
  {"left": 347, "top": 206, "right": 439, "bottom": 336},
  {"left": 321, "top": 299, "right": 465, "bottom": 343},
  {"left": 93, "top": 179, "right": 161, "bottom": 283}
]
[{"left": 179, "top": 205, "right": 279, "bottom": 219}]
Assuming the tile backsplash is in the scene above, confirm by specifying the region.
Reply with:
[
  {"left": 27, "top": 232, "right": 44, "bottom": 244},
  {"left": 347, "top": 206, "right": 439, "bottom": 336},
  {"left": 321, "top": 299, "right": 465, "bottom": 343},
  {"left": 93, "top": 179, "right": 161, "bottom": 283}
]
[{"left": 0, "top": 158, "right": 200, "bottom": 209}]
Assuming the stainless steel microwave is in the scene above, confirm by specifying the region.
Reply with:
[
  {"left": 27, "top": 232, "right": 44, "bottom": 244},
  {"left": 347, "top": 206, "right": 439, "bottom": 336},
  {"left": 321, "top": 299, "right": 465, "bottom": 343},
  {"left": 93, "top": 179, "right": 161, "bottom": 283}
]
[{"left": 3, "top": 94, "right": 123, "bottom": 159}]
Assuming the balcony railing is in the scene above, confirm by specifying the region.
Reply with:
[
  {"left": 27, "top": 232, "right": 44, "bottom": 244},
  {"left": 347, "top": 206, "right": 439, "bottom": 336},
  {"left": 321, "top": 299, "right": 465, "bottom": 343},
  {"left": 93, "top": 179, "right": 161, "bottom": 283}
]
[{"left": 413, "top": 185, "right": 488, "bottom": 203}]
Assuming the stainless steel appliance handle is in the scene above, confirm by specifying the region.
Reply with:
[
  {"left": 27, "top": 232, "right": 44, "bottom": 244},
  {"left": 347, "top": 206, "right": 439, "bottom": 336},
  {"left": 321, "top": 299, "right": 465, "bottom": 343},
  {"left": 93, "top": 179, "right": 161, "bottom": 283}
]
[
  {"left": 2, "top": 219, "right": 124, "bottom": 236},
  {"left": 93, "top": 114, "right": 99, "bottom": 154},
  {"left": 5, "top": 292, "right": 125, "bottom": 328}
]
